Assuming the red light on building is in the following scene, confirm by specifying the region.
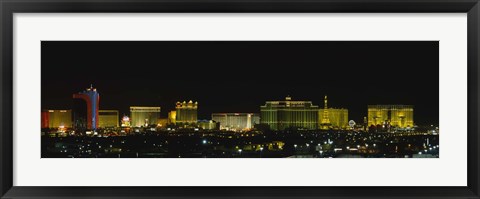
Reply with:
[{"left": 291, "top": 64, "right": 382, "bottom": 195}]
[{"left": 41, "top": 111, "right": 49, "bottom": 128}]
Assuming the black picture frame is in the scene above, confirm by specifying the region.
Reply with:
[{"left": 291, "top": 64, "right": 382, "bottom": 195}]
[{"left": 1, "top": 0, "right": 479, "bottom": 198}]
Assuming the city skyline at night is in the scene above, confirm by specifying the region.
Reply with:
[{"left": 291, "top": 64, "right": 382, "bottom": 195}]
[
  {"left": 41, "top": 41, "right": 439, "bottom": 125},
  {"left": 43, "top": 86, "right": 419, "bottom": 128},
  {"left": 41, "top": 41, "right": 439, "bottom": 158}
]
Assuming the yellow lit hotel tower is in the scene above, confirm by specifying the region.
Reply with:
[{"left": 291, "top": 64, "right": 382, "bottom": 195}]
[
  {"left": 175, "top": 100, "right": 198, "bottom": 126},
  {"left": 130, "top": 107, "right": 161, "bottom": 127},
  {"left": 319, "top": 96, "right": 349, "bottom": 130},
  {"left": 368, "top": 105, "right": 414, "bottom": 129},
  {"left": 260, "top": 96, "right": 319, "bottom": 131}
]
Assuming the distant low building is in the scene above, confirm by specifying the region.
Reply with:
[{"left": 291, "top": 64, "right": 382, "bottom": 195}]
[
  {"left": 130, "top": 106, "right": 161, "bottom": 127},
  {"left": 98, "top": 110, "right": 119, "bottom": 128},
  {"left": 41, "top": 109, "right": 72, "bottom": 128},
  {"left": 197, "top": 120, "right": 220, "bottom": 130},
  {"left": 211, "top": 113, "right": 260, "bottom": 131}
]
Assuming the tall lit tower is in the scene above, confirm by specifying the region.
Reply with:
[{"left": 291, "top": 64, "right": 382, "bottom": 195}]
[
  {"left": 73, "top": 85, "right": 100, "bottom": 130},
  {"left": 320, "top": 95, "right": 331, "bottom": 129}
]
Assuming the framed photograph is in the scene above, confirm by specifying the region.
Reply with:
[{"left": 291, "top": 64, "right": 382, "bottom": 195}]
[{"left": 1, "top": 0, "right": 479, "bottom": 198}]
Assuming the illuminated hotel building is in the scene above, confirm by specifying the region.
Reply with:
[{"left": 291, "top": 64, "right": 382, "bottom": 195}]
[
  {"left": 41, "top": 109, "right": 72, "bottom": 128},
  {"left": 168, "top": 111, "right": 176, "bottom": 124},
  {"left": 121, "top": 115, "right": 131, "bottom": 127},
  {"left": 73, "top": 85, "right": 100, "bottom": 130},
  {"left": 130, "top": 106, "right": 161, "bottom": 127},
  {"left": 211, "top": 113, "right": 260, "bottom": 131},
  {"left": 368, "top": 105, "right": 414, "bottom": 128},
  {"left": 260, "top": 96, "right": 319, "bottom": 131},
  {"left": 198, "top": 120, "right": 220, "bottom": 130},
  {"left": 98, "top": 110, "right": 119, "bottom": 128},
  {"left": 318, "top": 96, "right": 349, "bottom": 129},
  {"left": 175, "top": 100, "right": 198, "bottom": 125}
]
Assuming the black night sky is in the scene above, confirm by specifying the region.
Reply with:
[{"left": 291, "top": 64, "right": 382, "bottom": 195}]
[{"left": 41, "top": 41, "right": 439, "bottom": 125}]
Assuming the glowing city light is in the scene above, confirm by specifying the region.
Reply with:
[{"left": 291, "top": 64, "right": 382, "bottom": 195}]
[{"left": 42, "top": 85, "right": 437, "bottom": 159}]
